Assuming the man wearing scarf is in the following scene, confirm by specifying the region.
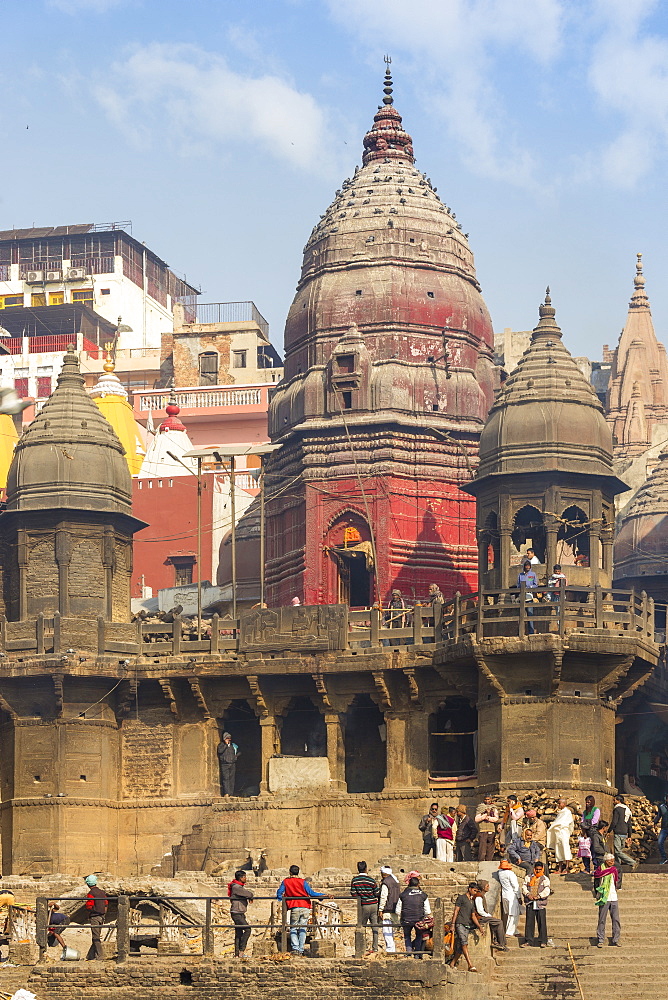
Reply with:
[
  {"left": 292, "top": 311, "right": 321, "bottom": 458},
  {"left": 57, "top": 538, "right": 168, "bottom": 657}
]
[
  {"left": 500, "top": 795, "right": 524, "bottom": 846},
  {"left": 520, "top": 862, "right": 551, "bottom": 948},
  {"left": 594, "top": 853, "right": 621, "bottom": 947},
  {"left": 547, "top": 798, "right": 574, "bottom": 874}
]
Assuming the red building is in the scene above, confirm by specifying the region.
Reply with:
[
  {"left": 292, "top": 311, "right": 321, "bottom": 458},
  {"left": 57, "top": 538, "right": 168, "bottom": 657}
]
[{"left": 266, "top": 68, "right": 498, "bottom": 607}]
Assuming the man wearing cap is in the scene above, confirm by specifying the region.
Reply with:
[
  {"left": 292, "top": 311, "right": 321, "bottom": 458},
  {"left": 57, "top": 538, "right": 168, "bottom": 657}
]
[
  {"left": 84, "top": 875, "right": 108, "bottom": 960},
  {"left": 385, "top": 590, "right": 406, "bottom": 646},
  {"left": 378, "top": 866, "right": 400, "bottom": 953},
  {"left": 524, "top": 809, "right": 547, "bottom": 863},
  {"left": 217, "top": 731, "right": 241, "bottom": 796}
]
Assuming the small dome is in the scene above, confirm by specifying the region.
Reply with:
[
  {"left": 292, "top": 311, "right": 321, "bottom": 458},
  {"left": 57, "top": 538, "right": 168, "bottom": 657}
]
[
  {"left": 6, "top": 346, "right": 132, "bottom": 514},
  {"left": 477, "top": 291, "right": 615, "bottom": 480},
  {"left": 90, "top": 354, "right": 146, "bottom": 477},
  {"left": 614, "top": 445, "right": 668, "bottom": 582}
]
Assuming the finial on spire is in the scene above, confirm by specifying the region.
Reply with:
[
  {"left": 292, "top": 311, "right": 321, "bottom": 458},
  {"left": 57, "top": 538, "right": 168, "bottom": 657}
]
[
  {"left": 383, "top": 55, "right": 393, "bottom": 105},
  {"left": 534, "top": 284, "right": 561, "bottom": 338},
  {"left": 630, "top": 250, "right": 649, "bottom": 308}
]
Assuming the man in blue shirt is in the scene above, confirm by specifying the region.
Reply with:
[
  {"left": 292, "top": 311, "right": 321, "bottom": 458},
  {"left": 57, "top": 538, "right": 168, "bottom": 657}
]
[{"left": 518, "top": 560, "right": 538, "bottom": 635}]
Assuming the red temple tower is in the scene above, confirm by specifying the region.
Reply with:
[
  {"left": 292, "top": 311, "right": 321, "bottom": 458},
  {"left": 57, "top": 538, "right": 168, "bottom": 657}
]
[{"left": 266, "top": 66, "right": 498, "bottom": 606}]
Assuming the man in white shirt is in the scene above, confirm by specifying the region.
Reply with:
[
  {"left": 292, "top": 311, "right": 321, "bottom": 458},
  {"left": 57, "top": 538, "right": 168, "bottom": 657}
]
[
  {"left": 525, "top": 548, "right": 540, "bottom": 565},
  {"left": 474, "top": 880, "right": 507, "bottom": 950},
  {"left": 547, "top": 799, "right": 575, "bottom": 875}
]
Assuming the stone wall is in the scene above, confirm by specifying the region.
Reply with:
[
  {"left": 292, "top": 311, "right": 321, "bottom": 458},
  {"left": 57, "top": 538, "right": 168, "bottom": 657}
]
[{"left": 27, "top": 958, "right": 493, "bottom": 1000}]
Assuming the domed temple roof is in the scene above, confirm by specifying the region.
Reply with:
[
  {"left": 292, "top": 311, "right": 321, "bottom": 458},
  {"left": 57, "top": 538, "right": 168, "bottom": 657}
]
[
  {"left": 614, "top": 444, "right": 668, "bottom": 583},
  {"left": 475, "top": 291, "right": 619, "bottom": 483},
  {"left": 272, "top": 63, "right": 497, "bottom": 435},
  {"left": 90, "top": 354, "right": 146, "bottom": 477},
  {"left": 6, "top": 346, "right": 132, "bottom": 514}
]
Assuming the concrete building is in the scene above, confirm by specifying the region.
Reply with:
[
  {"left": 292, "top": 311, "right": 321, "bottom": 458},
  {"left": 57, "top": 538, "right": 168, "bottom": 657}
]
[
  {"left": 0, "top": 222, "right": 198, "bottom": 351},
  {"left": 266, "top": 66, "right": 498, "bottom": 607}
]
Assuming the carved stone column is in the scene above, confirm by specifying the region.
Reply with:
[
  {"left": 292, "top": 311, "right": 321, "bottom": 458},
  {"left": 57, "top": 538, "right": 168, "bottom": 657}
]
[
  {"left": 384, "top": 711, "right": 428, "bottom": 792},
  {"left": 259, "top": 716, "right": 278, "bottom": 794},
  {"left": 325, "top": 712, "right": 347, "bottom": 792}
]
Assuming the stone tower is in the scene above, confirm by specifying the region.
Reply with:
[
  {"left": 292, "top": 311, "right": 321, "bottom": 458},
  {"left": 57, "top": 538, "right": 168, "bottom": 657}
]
[
  {"left": 2, "top": 345, "right": 144, "bottom": 621},
  {"left": 266, "top": 66, "right": 498, "bottom": 606},
  {"left": 607, "top": 254, "right": 668, "bottom": 463},
  {"left": 459, "top": 292, "right": 655, "bottom": 802},
  {"left": 614, "top": 444, "right": 668, "bottom": 607},
  {"left": 468, "top": 290, "right": 625, "bottom": 590}
]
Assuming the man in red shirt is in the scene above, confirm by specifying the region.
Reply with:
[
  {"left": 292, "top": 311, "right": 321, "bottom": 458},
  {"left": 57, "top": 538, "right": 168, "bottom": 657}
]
[{"left": 276, "top": 866, "right": 331, "bottom": 955}]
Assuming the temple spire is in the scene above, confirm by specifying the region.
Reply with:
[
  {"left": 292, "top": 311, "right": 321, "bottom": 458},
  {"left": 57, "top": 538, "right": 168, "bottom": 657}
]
[
  {"left": 630, "top": 251, "right": 650, "bottom": 310},
  {"left": 382, "top": 55, "right": 393, "bottom": 105},
  {"left": 532, "top": 285, "right": 563, "bottom": 340}
]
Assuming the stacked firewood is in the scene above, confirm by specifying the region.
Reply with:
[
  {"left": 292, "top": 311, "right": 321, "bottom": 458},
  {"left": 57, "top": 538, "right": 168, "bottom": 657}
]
[{"left": 492, "top": 789, "right": 659, "bottom": 863}]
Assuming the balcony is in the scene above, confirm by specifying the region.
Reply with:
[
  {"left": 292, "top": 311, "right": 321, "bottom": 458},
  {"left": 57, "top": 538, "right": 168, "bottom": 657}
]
[
  {"left": 136, "top": 386, "right": 267, "bottom": 412},
  {"left": 175, "top": 300, "right": 269, "bottom": 339},
  {"left": 1, "top": 334, "right": 101, "bottom": 357}
]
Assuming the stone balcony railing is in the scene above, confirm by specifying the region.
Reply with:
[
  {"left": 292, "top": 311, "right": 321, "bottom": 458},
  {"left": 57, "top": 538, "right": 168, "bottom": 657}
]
[
  {"left": 136, "top": 385, "right": 267, "bottom": 412},
  {"left": 0, "top": 586, "right": 657, "bottom": 660}
]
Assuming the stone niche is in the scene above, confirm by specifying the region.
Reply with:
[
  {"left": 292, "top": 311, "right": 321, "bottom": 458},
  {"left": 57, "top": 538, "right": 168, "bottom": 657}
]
[{"left": 268, "top": 755, "right": 330, "bottom": 792}]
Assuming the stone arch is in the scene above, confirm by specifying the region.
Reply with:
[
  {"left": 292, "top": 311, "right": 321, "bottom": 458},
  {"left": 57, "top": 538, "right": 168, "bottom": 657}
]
[
  {"left": 428, "top": 696, "right": 477, "bottom": 783},
  {"left": 326, "top": 510, "right": 373, "bottom": 608},
  {"left": 344, "top": 693, "right": 386, "bottom": 793},
  {"left": 511, "top": 504, "right": 546, "bottom": 563},
  {"left": 220, "top": 699, "right": 261, "bottom": 796},
  {"left": 558, "top": 504, "right": 590, "bottom": 565},
  {"left": 479, "top": 511, "right": 499, "bottom": 571},
  {"left": 279, "top": 695, "right": 327, "bottom": 757}
]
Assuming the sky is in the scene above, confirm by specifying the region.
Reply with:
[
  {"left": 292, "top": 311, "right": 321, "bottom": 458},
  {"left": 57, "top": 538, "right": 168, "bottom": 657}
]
[{"left": 2, "top": 0, "right": 668, "bottom": 360}]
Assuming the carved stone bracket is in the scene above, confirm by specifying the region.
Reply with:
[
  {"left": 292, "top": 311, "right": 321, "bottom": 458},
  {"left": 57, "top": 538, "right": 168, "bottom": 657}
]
[
  {"left": 188, "top": 677, "right": 212, "bottom": 720},
  {"left": 597, "top": 655, "right": 635, "bottom": 696},
  {"left": 52, "top": 674, "right": 64, "bottom": 718},
  {"left": 158, "top": 678, "right": 179, "bottom": 719},
  {"left": 549, "top": 649, "right": 564, "bottom": 695},
  {"left": 312, "top": 672, "right": 332, "bottom": 710},
  {"left": 372, "top": 671, "right": 392, "bottom": 710},
  {"left": 470, "top": 642, "right": 507, "bottom": 699},
  {"left": 403, "top": 668, "right": 421, "bottom": 706},
  {"left": 247, "top": 675, "right": 269, "bottom": 718},
  {"left": 116, "top": 679, "right": 138, "bottom": 720}
]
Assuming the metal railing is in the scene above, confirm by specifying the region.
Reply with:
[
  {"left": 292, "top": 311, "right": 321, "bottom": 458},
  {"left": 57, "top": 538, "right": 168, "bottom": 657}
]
[
  {"left": 137, "top": 387, "right": 264, "bottom": 411},
  {"left": 182, "top": 301, "right": 269, "bottom": 339},
  {"left": 35, "top": 894, "right": 447, "bottom": 962},
  {"left": 1, "top": 334, "right": 101, "bottom": 357}
]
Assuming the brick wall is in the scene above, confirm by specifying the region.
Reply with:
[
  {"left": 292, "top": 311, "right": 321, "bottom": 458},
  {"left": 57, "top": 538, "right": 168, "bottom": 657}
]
[
  {"left": 121, "top": 713, "right": 173, "bottom": 797},
  {"left": 28, "top": 957, "right": 492, "bottom": 1000}
]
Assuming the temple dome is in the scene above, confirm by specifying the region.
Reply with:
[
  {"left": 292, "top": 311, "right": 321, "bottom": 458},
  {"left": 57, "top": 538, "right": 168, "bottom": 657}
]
[
  {"left": 477, "top": 291, "right": 617, "bottom": 482},
  {"left": 6, "top": 346, "right": 132, "bottom": 514},
  {"left": 90, "top": 354, "right": 146, "bottom": 476},
  {"left": 614, "top": 445, "right": 668, "bottom": 584},
  {"left": 274, "top": 65, "right": 497, "bottom": 434}
]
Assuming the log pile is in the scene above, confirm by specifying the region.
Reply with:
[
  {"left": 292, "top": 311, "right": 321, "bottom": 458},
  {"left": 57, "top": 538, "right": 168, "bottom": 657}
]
[{"left": 492, "top": 790, "right": 659, "bottom": 863}]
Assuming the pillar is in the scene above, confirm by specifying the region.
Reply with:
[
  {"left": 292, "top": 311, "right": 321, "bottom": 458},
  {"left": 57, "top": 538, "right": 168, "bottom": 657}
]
[
  {"left": 259, "top": 715, "right": 278, "bottom": 794},
  {"left": 325, "top": 712, "right": 347, "bottom": 791},
  {"left": 383, "top": 711, "right": 428, "bottom": 792}
]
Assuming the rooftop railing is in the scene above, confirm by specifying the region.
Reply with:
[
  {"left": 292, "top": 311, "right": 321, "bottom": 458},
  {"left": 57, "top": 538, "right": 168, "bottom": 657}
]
[
  {"left": 180, "top": 301, "right": 269, "bottom": 339},
  {"left": 136, "top": 386, "right": 265, "bottom": 411}
]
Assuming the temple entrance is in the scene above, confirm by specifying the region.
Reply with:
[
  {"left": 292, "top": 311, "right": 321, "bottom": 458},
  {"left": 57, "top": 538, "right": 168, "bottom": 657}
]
[
  {"left": 280, "top": 696, "right": 327, "bottom": 756},
  {"left": 429, "top": 698, "right": 477, "bottom": 781},
  {"left": 511, "top": 504, "right": 546, "bottom": 563},
  {"left": 344, "top": 694, "right": 386, "bottom": 792},
  {"left": 220, "top": 700, "right": 261, "bottom": 796},
  {"left": 337, "top": 551, "right": 371, "bottom": 607}
]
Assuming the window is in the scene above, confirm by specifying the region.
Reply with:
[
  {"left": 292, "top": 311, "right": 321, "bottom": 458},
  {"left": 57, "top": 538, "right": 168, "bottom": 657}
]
[
  {"left": 14, "top": 378, "right": 29, "bottom": 399},
  {"left": 48, "top": 291, "right": 64, "bottom": 306},
  {"left": 232, "top": 350, "right": 247, "bottom": 369},
  {"left": 37, "top": 376, "right": 52, "bottom": 398},
  {"left": 199, "top": 351, "right": 219, "bottom": 386},
  {"left": 71, "top": 288, "right": 94, "bottom": 307},
  {"left": 31, "top": 293, "right": 46, "bottom": 307},
  {"left": 170, "top": 556, "right": 195, "bottom": 586},
  {"left": 100, "top": 288, "right": 111, "bottom": 295},
  {"left": 341, "top": 391, "right": 352, "bottom": 409},
  {"left": 0, "top": 295, "right": 23, "bottom": 309},
  {"left": 337, "top": 354, "right": 355, "bottom": 373}
]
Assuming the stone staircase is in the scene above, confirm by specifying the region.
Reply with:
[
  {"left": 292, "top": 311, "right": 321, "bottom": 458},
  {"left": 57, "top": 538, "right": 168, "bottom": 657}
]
[{"left": 492, "top": 870, "right": 668, "bottom": 999}]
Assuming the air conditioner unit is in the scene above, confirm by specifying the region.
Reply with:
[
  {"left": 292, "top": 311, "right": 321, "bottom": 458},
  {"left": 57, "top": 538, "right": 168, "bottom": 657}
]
[
  {"left": 45, "top": 270, "right": 62, "bottom": 282},
  {"left": 66, "top": 267, "right": 87, "bottom": 281},
  {"left": 25, "top": 270, "right": 44, "bottom": 283}
]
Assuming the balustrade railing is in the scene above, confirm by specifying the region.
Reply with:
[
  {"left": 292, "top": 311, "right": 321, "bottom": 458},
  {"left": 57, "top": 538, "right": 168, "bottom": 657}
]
[
  {"left": 0, "top": 587, "right": 654, "bottom": 659},
  {"left": 137, "top": 387, "right": 264, "bottom": 411}
]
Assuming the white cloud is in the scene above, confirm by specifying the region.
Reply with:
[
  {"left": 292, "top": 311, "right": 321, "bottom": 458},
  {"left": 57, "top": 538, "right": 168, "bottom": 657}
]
[
  {"left": 48, "top": 0, "right": 124, "bottom": 11},
  {"left": 588, "top": 0, "right": 668, "bottom": 186},
  {"left": 94, "top": 43, "right": 334, "bottom": 172},
  {"left": 326, "top": 0, "right": 565, "bottom": 185}
]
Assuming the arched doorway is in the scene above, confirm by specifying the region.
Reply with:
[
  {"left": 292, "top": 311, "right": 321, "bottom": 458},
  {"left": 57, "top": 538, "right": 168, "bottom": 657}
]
[
  {"left": 558, "top": 505, "right": 590, "bottom": 566},
  {"left": 344, "top": 694, "right": 386, "bottom": 792},
  {"left": 280, "top": 697, "right": 327, "bottom": 757},
  {"left": 220, "top": 700, "right": 261, "bottom": 796},
  {"left": 327, "top": 512, "right": 374, "bottom": 607},
  {"left": 429, "top": 698, "right": 477, "bottom": 781},
  {"left": 512, "top": 505, "right": 546, "bottom": 563}
]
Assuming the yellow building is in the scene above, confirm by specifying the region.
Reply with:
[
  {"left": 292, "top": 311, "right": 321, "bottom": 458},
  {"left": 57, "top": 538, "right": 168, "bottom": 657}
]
[
  {"left": 0, "top": 413, "right": 18, "bottom": 489},
  {"left": 90, "top": 356, "right": 145, "bottom": 475}
]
